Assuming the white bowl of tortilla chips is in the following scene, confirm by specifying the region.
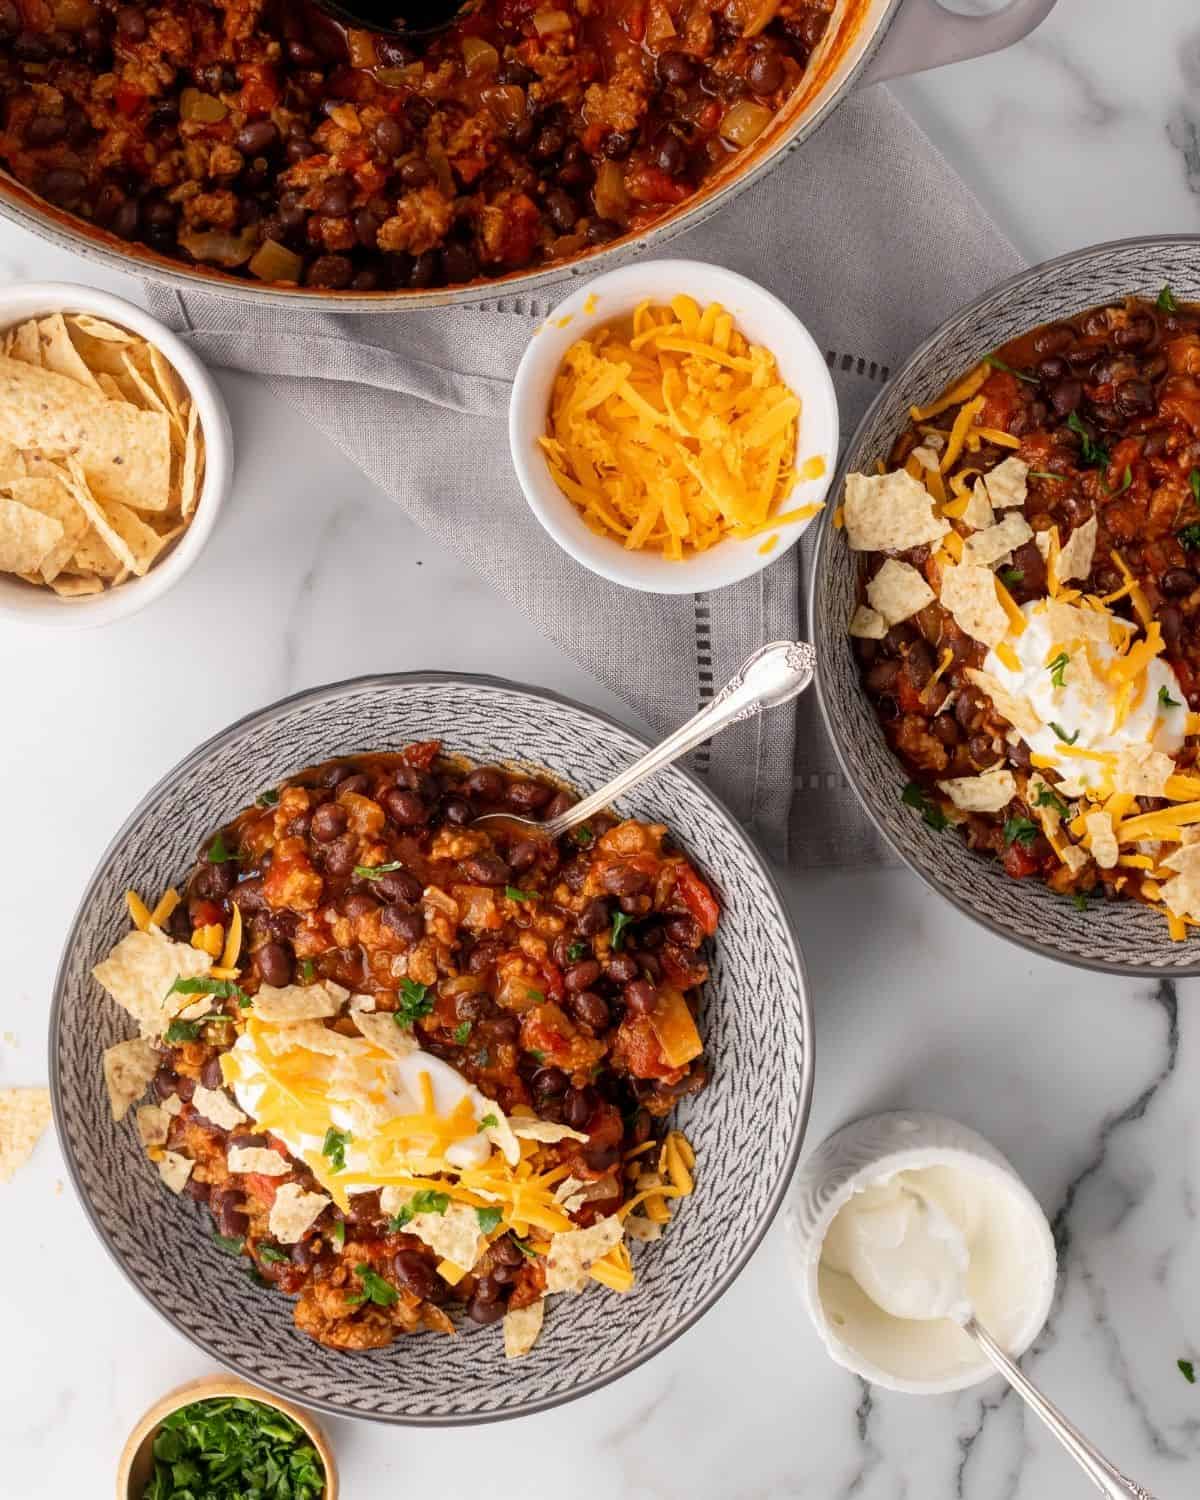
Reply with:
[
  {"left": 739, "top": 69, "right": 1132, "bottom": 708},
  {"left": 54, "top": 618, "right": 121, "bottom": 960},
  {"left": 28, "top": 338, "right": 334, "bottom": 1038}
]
[{"left": 0, "top": 282, "right": 231, "bottom": 627}]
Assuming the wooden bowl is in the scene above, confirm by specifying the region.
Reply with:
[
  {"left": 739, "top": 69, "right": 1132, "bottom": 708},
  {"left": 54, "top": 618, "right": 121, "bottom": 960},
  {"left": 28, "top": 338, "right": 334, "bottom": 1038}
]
[{"left": 116, "top": 1374, "right": 338, "bottom": 1500}]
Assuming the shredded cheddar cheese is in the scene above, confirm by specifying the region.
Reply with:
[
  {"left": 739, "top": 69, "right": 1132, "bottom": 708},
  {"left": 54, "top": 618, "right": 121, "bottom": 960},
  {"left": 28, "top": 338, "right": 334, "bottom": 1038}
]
[{"left": 539, "top": 299, "right": 817, "bottom": 559}]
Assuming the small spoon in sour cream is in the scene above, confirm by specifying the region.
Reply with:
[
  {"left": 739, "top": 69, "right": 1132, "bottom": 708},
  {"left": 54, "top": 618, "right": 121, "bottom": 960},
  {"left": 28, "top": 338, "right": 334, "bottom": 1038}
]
[{"left": 824, "top": 1178, "right": 1158, "bottom": 1499}]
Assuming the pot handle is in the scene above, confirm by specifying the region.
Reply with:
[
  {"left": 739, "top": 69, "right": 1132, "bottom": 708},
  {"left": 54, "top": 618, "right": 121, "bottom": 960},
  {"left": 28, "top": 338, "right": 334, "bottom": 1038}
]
[{"left": 857, "top": 0, "right": 1058, "bottom": 87}]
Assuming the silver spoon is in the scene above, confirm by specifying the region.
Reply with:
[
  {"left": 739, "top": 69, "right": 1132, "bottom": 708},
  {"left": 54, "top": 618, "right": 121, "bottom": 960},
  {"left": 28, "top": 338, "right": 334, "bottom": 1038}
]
[
  {"left": 960, "top": 1316, "right": 1158, "bottom": 1499},
  {"left": 473, "top": 640, "right": 817, "bottom": 840}
]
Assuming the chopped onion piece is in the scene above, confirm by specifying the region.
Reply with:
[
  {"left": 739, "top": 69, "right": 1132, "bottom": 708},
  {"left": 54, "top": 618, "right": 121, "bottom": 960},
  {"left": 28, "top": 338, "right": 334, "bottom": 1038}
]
[
  {"left": 719, "top": 101, "right": 773, "bottom": 148},
  {"left": 248, "top": 238, "right": 304, "bottom": 283},
  {"left": 533, "top": 8, "right": 572, "bottom": 35},
  {"left": 178, "top": 226, "right": 256, "bottom": 267},
  {"left": 179, "top": 87, "right": 227, "bottom": 124},
  {"left": 462, "top": 37, "right": 500, "bottom": 73}
]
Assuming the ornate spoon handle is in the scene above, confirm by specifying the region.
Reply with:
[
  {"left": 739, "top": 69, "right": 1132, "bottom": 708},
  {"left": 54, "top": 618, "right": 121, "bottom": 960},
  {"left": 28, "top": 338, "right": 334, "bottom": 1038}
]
[
  {"left": 538, "top": 641, "right": 817, "bottom": 840},
  {"left": 962, "top": 1317, "right": 1157, "bottom": 1499}
]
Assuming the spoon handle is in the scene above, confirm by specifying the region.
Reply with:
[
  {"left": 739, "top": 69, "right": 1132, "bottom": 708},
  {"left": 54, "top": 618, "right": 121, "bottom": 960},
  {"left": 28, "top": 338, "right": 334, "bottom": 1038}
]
[
  {"left": 541, "top": 640, "right": 817, "bottom": 840},
  {"left": 962, "top": 1318, "right": 1157, "bottom": 1499}
]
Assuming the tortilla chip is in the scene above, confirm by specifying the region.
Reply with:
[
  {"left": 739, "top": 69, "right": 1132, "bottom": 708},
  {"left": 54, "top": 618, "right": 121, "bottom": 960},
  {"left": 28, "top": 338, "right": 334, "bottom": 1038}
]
[
  {"left": 403, "top": 1200, "right": 485, "bottom": 1269},
  {"left": 161, "top": 1092, "right": 184, "bottom": 1116},
  {"left": 180, "top": 400, "right": 202, "bottom": 517},
  {"left": 962, "top": 512, "right": 1034, "bottom": 569},
  {"left": 102, "top": 1036, "right": 160, "bottom": 1121},
  {"left": 351, "top": 1008, "right": 420, "bottom": 1058},
  {"left": 136, "top": 1103, "right": 172, "bottom": 1148},
  {"left": 936, "top": 769, "right": 1017, "bottom": 813},
  {"left": 0, "top": 354, "right": 173, "bottom": 512},
  {"left": 101, "top": 499, "right": 172, "bottom": 576},
  {"left": 0, "top": 438, "right": 27, "bottom": 476},
  {"left": 1056, "top": 515, "right": 1098, "bottom": 585},
  {"left": 511, "top": 1119, "right": 589, "bottom": 1144},
  {"left": 545, "top": 1214, "right": 625, "bottom": 1293},
  {"left": 7, "top": 319, "right": 41, "bottom": 368},
  {"left": 190, "top": 1084, "right": 247, "bottom": 1132},
  {"left": 848, "top": 603, "right": 887, "bottom": 640},
  {"left": 148, "top": 346, "right": 189, "bottom": 431},
  {"left": 3, "top": 474, "right": 87, "bottom": 581},
  {"left": 940, "top": 562, "right": 1010, "bottom": 647},
  {"left": 1113, "top": 744, "right": 1173, "bottom": 799},
  {"left": 983, "top": 457, "right": 1029, "bottom": 509},
  {"left": 842, "top": 469, "right": 949, "bottom": 553},
  {"left": 92, "top": 927, "right": 213, "bottom": 1039},
  {"left": 37, "top": 313, "right": 102, "bottom": 391},
  {"left": 96, "top": 372, "right": 130, "bottom": 403},
  {"left": 961, "top": 480, "right": 995, "bottom": 532},
  {"left": 624, "top": 1214, "right": 662, "bottom": 1242},
  {"left": 0, "top": 1087, "right": 52, "bottom": 1184},
  {"left": 253, "top": 980, "right": 348, "bottom": 1023},
  {"left": 1059, "top": 842, "right": 1089, "bottom": 876},
  {"left": 227, "top": 1145, "right": 290, "bottom": 1176},
  {"left": 909, "top": 443, "right": 941, "bottom": 472},
  {"left": 157, "top": 1150, "right": 194, "bottom": 1194},
  {"left": 964, "top": 667, "right": 1042, "bottom": 737},
  {"left": 58, "top": 457, "right": 140, "bottom": 572},
  {"left": 0, "top": 496, "right": 63, "bottom": 573},
  {"left": 866, "top": 558, "right": 935, "bottom": 626},
  {"left": 269, "top": 1182, "right": 331, "bottom": 1243},
  {"left": 119, "top": 346, "right": 170, "bottom": 416},
  {"left": 70, "top": 525, "right": 122, "bottom": 579},
  {"left": 1041, "top": 597, "right": 1121, "bottom": 649},
  {"left": 49, "top": 571, "right": 105, "bottom": 597},
  {"left": 1085, "top": 811, "right": 1119, "bottom": 869},
  {"left": 504, "top": 1299, "right": 544, "bottom": 1358}
]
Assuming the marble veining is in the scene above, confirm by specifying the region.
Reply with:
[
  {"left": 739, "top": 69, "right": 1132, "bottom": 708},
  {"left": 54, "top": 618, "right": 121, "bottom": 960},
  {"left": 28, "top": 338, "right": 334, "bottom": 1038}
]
[{"left": 2, "top": 0, "right": 1200, "bottom": 1494}]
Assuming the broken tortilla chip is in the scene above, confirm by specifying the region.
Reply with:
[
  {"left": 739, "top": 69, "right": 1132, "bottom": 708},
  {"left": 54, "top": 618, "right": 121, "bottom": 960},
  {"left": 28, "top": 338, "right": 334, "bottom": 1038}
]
[
  {"left": 0, "top": 1087, "right": 52, "bottom": 1184},
  {"left": 102, "top": 1036, "right": 160, "bottom": 1121}
]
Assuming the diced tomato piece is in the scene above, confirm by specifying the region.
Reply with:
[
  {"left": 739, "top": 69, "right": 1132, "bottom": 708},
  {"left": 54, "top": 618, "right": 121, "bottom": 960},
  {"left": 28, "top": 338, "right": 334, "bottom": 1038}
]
[
  {"left": 239, "top": 64, "right": 280, "bottom": 117},
  {"left": 978, "top": 371, "right": 1019, "bottom": 432},
  {"left": 625, "top": 165, "right": 689, "bottom": 206},
  {"left": 674, "top": 862, "right": 719, "bottom": 936},
  {"left": 1002, "top": 841, "right": 1042, "bottom": 880},
  {"left": 243, "top": 1173, "right": 280, "bottom": 1206},
  {"left": 401, "top": 740, "right": 441, "bottom": 770},
  {"left": 114, "top": 82, "right": 145, "bottom": 117}
]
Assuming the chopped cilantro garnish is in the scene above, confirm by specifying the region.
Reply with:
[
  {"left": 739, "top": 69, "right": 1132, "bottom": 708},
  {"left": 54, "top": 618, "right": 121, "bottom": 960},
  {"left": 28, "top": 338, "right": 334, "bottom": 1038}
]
[
  {"left": 144, "top": 1393, "right": 325, "bottom": 1500},
  {"left": 321, "top": 1125, "right": 351, "bottom": 1173},
  {"left": 1159, "top": 685, "right": 1182, "bottom": 709},
  {"left": 212, "top": 1232, "right": 244, "bottom": 1257},
  {"left": 386, "top": 1205, "right": 415, "bottom": 1232},
  {"left": 1066, "top": 410, "right": 1109, "bottom": 469},
  {"left": 566, "top": 941, "right": 588, "bottom": 962},
  {"left": 527, "top": 1049, "right": 546, "bottom": 1064},
  {"left": 410, "top": 1189, "right": 449, "bottom": 1216},
  {"left": 1027, "top": 470, "right": 1064, "bottom": 481},
  {"left": 998, "top": 567, "right": 1024, "bottom": 588},
  {"left": 206, "top": 831, "right": 236, "bottom": 863},
  {"left": 1178, "top": 523, "right": 1200, "bottom": 551},
  {"left": 476, "top": 1206, "right": 503, "bottom": 1235},
  {"left": 166, "top": 975, "right": 247, "bottom": 1005},
  {"left": 255, "top": 788, "right": 280, "bottom": 808},
  {"left": 1179, "top": 1358, "right": 1196, "bottom": 1384},
  {"left": 298, "top": 958, "right": 314, "bottom": 983},
  {"left": 1050, "top": 722, "right": 1079, "bottom": 745},
  {"left": 1072, "top": 891, "right": 1089, "bottom": 912},
  {"left": 246, "top": 1265, "right": 268, "bottom": 1287},
  {"left": 983, "top": 353, "right": 1038, "bottom": 384},
  {"left": 164, "top": 1019, "right": 201, "bottom": 1044},
  {"left": 1191, "top": 469, "right": 1200, "bottom": 506},
  {"left": 610, "top": 910, "right": 635, "bottom": 950},
  {"left": 1158, "top": 284, "right": 1179, "bottom": 313},
  {"left": 901, "top": 781, "right": 948, "bottom": 831},
  {"left": 394, "top": 978, "right": 433, "bottom": 1027},
  {"left": 524, "top": 987, "right": 544, "bottom": 1004},
  {"left": 511, "top": 1236, "right": 538, "bottom": 1258},
  {"left": 331, "top": 1220, "right": 346, "bottom": 1250},
  {"left": 1117, "top": 464, "right": 1133, "bottom": 494},
  {"left": 256, "top": 1245, "right": 289, "bottom": 1265},
  {"left": 478, "top": 1113, "right": 499, "bottom": 1132},
  {"left": 353, "top": 861, "right": 404, "bottom": 880},
  {"left": 1003, "top": 817, "right": 1039, "bottom": 847},
  {"left": 571, "top": 825, "right": 594, "bottom": 846},
  {"left": 1034, "top": 785, "right": 1071, "bottom": 818},
  {"left": 1047, "top": 651, "right": 1070, "bottom": 689},
  {"left": 452, "top": 1021, "right": 472, "bottom": 1044},
  {"left": 353, "top": 1264, "right": 398, "bottom": 1308},
  {"left": 505, "top": 885, "right": 533, "bottom": 902}
]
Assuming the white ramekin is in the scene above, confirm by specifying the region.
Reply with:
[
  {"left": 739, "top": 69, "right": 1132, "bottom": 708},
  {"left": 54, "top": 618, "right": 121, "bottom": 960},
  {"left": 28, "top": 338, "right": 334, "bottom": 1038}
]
[
  {"left": 784, "top": 1110, "right": 1057, "bottom": 1395},
  {"left": 0, "top": 281, "right": 232, "bottom": 629},
  {"left": 508, "top": 258, "right": 839, "bottom": 595}
]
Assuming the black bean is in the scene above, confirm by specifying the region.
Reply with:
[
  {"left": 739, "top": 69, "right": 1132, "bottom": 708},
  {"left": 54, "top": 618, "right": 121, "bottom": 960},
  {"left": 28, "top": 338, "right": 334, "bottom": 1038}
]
[
  {"left": 184, "top": 1177, "right": 210, "bottom": 1203},
  {"left": 13, "top": 29, "right": 50, "bottom": 62},
  {"left": 586, "top": 218, "right": 619, "bottom": 245},
  {"left": 394, "top": 1248, "right": 439, "bottom": 1300},
  {"left": 544, "top": 188, "right": 578, "bottom": 233},
  {"left": 563, "top": 1085, "right": 598, "bottom": 1129},
  {"left": 506, "top": 779, "right": 553, "bottom": 813},
  {"left": 1161, "top": 568, "right": 1196, "bottom": 597},
  {"left": 383, "top": 787, "right": 428, "bottom": 826},
  {"left": 153, "top": 1066, "right": 178, "bottom": 1102},
  {"left": 658, "top": 50, "right": 697, "bottom": 86},
  {"left": 624, "top": 979, "right": 657, "bottom": 1015},
  {"left": 746, "top": 49, "right": 784, "bottom": 94},
  {"left": 441, "top": 243, "right": 478, "bottom": 283},
  {"left": 311, "top": 802, "right": 348, "bottom": 843},
  {"left": 229, "top": 1131, "right": 268, "bottom": 1151},
  {"left": 1049, "top": 378, "right": 1083, "bottom": 417},
  {"left": 460, "top": 852, "right": 510, "bottom": 886},
  {"left": 864, "top": 659, "right": 901, "bottom": 694},
  {"left": 664, "top": 915, "right": 702, "bottom": 947},
  {"left": 467, "top": 1291, "right": 506, "bottom": 1323},
  {"left": 508, "top": 839, "right": 540, "bottom": 873},
  {"left": 531, "top": 1066, "right": 568, "bottom": 1099},
  {"left": 603, "top": 130, "right": 635, "bottom": 159},
  {"left": 381, "top": 904, "right": 424, "bottom": 943},
  {"left": 212, "top": 1186, "right": 248, "bottom": 1240},
  {"left": 256, "top": 942, "right": 293, "bottom": 987},
  {"left": 25, "top": 114, "right": 67, "bottom": 147},
  {"left": 442, "top": 797, "right": 472, "bottom": 826},
  {"left": 606, "top": 953, "right": 638, "bottom": 983},
  {"left": 322, "top": 835, "right": 358, "bottom": 877},
  {"left": 285, "top": 133, "right": 315, "bottom": 163},
  {"left": 569, "top": 990, "right": 610, "bottom": 1029},
  {"left": 583, "top": 1143, "right": 619, "bottom": 1172},
  {"left": 200, "top": 1057, "right": 224, "bottom": 1090},
  {"left": 404, "top": 96, "right": 433, "bottom": 129},
  {"left": 1032, "top": 324, "right": 1074, "bottom": 357},
  {"left": 41, "top": 167, "right": 86, "bottom": 207},
  {"left": 650, "top": 130, "right": 688, "bottom": 177},
  {"left": 600, "top": 863, "right": 648, "bottom": 896},
  {"left": 115, "top": 5, "right": 147, "bottom": 41},
  {"left": 932, "top": 716, "right": 961, "bottom": 747},
  {"left": 492, "top": 1235, "right": 524, "bottom": 1267},
  {"left": 480, "top": 1013, "right": 519, "bottom": 1044},
  {"left": 968, "top": 734, "right": 1001, "bottom": 768},
  {"left": 305, "top": 255, "right": 353, "bottom": 289},
  {"left": 372, "top": 115, "right": 406, "bottom": 158},
  {"left": 464, "top": 768, "right": 504, "bottom": 800},
  {"left": 564, "top": 959, "right": 602, "bottom": 992},
  {"left": 341, "top": 891, "right": 379, "bottom": 921},
  {"left": 235, "top": 119, "right": 278, "bottom": 156},
  {"left": 905, "top": 640, "right": 935, "bottom": 690},
  {"left": 1116, "top": 380, "right": 1154, "bottom": 416},
  {"left": 375, "top": 868, "right": 423, "bottom": 903},
  {"left": 532, "top": 121, "right": 566, "bottom": 161},
  {"left": 1160, "top": 604, "right": 1184, "bottom": 652},
  {"left": 577, "top": 898, "right": 611, "bottom": 936},
  {"left": 628, "top": 1107, "right": 652, "bottom": 1147}
]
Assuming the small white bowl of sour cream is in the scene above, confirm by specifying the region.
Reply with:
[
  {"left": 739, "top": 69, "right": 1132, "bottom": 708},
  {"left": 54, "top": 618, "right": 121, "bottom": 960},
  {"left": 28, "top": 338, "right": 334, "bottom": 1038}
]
[{"left": 785, "top": 1111, "right": 1057, "bottom": 1395}]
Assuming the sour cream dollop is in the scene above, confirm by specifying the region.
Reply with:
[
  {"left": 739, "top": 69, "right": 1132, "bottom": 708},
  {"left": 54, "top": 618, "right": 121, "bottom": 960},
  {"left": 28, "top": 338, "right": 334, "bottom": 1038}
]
[
  {"left": 822, "top": 1172, "right": 973, "bottom": 1323},
  {"left": 984, "top": 600, "right": 1186, "bottom": 787}
]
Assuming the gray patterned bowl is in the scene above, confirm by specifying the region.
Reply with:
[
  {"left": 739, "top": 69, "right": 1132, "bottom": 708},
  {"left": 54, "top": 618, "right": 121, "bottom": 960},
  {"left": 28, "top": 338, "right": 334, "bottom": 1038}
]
[
  {"left": 49, "top": 672, "right": 812, "bottom": 1424},
  {"left": 810, "top": 234, "right": 1200, "bottom": 975}
]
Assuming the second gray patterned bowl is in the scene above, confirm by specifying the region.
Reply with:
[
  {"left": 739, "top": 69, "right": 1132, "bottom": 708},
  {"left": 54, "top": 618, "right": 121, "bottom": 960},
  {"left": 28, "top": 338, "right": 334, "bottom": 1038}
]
[
  {"left": 810, "top": 234, "right": 1200, "bottom": 975},
  {"left": 50, "top": 672, "right": 812, "bottom": 1425}
]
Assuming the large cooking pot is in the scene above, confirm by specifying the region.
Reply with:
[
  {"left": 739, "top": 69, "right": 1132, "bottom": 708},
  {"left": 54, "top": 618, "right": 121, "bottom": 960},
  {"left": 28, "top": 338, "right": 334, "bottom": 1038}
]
[{"left": 0, "top": 0, "right": 1055, "bottom": 311}]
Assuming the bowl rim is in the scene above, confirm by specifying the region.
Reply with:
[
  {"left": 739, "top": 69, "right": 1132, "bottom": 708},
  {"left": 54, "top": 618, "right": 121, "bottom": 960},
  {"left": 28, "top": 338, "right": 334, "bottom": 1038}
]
[
  {"left": 49, "top": 667, "right": 815, "bottom": 1426},
  {"left": 508, "top": 257, "right": 839, "bottom": 595},
  {"left": 0, "top": 279, "right": 234, "bottom": 630},
  {"left": 808, "top": 231, "right": 1200, "bottom": 978}
]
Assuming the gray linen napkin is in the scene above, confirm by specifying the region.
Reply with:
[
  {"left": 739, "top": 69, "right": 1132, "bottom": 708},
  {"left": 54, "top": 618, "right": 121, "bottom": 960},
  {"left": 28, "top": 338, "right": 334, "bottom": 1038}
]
[{"left": 144, "top": 85, "right": 1022, "bottom": 867}]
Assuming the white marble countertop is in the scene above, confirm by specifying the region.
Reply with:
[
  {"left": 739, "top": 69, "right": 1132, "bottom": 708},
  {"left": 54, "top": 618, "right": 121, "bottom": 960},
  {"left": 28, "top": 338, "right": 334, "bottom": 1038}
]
[{"left": 2, "top": 1, "right": 1199, "bottom": 1495}]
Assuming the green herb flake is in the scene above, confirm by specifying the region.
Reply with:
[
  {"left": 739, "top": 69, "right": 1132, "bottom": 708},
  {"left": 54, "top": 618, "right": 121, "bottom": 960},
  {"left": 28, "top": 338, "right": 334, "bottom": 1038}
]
[
  {"left": 394, "top": 978, "right": 433, "bottom": 1028},
  {"left": 386, "top": 1206, "right": 414, "bottom": 1232},
  {"left": 1179, "top": 1358, "right": 1196, "bottom": 1384},
  {"left": 321, "top": 1125, "right": 351, "bottom": 1173},
  {"left": 166, "top": 975, "right": 247, "bottom": 1006},
  {"left": 527, "top": 1049, "right": 546, "bottom": 1064},
  {"left": 145, "top": 1394, "right": 326, "bottom": 1500},
  {"left": 1003, "top": 817, "right": 1039, "bottom": 848},
  {"left": 478, "top": 1113, "right": 499, "bottom": 1132},
  {"left": 524, "top": 987, "right": 545, "bottom": 1003},
  {"left": 256, "top": 1244, "right": 289, "bottom": 1265},
  {"left": 255, "top": 789, "right": 280, "bottom": 808},
  {"left": 998, "top": 567, "right": 1024, "bottom": 588},
  {"left": 1047, "top": 651, "right": 1070, "bottom": 689},
  {"left": 409, "top": 1189, "right": 449, "bottom": 1216},
  {"left": 1028, "top": 470, "right": 1064, "bottom": 481},
  {"left": 505, "top": 885, "right": 534, "bottom": 902},
  {"left": 206, "top": 830, "right": 239, "bottom": 863},
  {"left": 1178, "top": 523, "right": 1200, "bottom": 551},
  {"left": 331, "top": 1220, "right": 346, "bottom": 1250},
  {"left": 1116, "top": 464, "right": 1133, "bottom": 494},
  {"left": 164, "top": 1018, "right": 201, "bottom": 1044},
  {"left": 1050, "top": 721, "right": 1079, "bottom": 745},
  {"left": 1072, "top": 891, "right": 1089, "bottom": 912},
  {"left": 353, "top": 861, "right": 405, "bottom": 880},
  {"left": 566, "top": 941, "right": 588, "bottom": 962},
  {"left": 983, "top": 352, "right": 1038, "bottom": 385},
  {"left": 571, "top": 825, "right": 595, "bottom": 846},
  {"left": 1191, "top": 469, "right": 1200, "bottom": 506},
  {"left": 212, "top": 1232, "right": 245, "bottom": 1257},
  {"left": 1065, "top": 410, "right": 1110, "bottom": 469},
  {"left": 1159, "top": 685, "right": 1182, "bottom": 709},
  {"left": 1158, "top": 284, "right": 1179, "bottom": 313},
  {"left": 476, "top": 1206, "right": 503, "bottom": 1235},
  {"left": 353, "top": 1264, "right": 399, "bottom": 1308},
  {"left": 299, "top": 958, "right": 315, "bottom": 983},
  {"left": 452, "top": 1021, "right": 472, "bottom": 1045},
  {"left": 901, "top": 780, "right": 948, "bottom": 831},
  {"left": 1034, "top": 785, "right": 1071, "bottom": 818},
  {"left": 610, "top": 910, "right": 635, "bottom": 950}
]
